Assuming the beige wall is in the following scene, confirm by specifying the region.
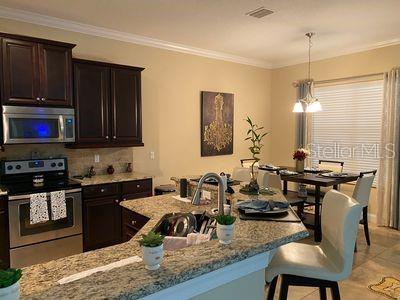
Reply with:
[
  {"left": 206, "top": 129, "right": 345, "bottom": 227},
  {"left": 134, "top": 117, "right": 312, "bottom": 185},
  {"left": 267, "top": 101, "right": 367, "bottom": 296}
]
[
  {"left": 270, "top": 44, "right": 400, "bottom": 221},
  {"left": 1, "top": 17, "right": 398, "bottom": 220},
  {"left": 0, "top": 18, "right": 272, "bottom": 186}
]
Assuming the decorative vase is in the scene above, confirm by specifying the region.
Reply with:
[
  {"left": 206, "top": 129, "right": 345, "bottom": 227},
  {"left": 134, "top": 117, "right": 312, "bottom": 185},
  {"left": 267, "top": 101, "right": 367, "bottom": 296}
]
[
  {"left": 142, "top": 244, "right": 164, "bottom": 270},
  {"left": 0, "top": 281, "right": 20, "bottom": 300},
  {"left": 126, "top": 163, "right": 133, "bottom": 173},
  {"left": 248, "top": 167, "right": 259, "bottom": 191},
  {"left": 295, "top": 160, "right": 305, "bottom": 173},
  {"left": 217, "top": 223, "right": 235, "bottom": 244},
  {"left": 107, "top": 165, "right": 115, "bottom": 175}
]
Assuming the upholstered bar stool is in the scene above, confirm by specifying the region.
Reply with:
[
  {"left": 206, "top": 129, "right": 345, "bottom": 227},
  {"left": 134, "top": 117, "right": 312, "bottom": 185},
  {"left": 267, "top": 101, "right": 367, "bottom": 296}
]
[
  {"left": 352, "top": 170, "right": 377, "bottom": 246},
  {"left": 232, "top": 166, "right": 251, "bottom": 182},
  {"left": 265, "top": 190, "right": 362, "bottom": 300},
  {"left": 258, "top": 170, "right": 282, "bottom": 190}
]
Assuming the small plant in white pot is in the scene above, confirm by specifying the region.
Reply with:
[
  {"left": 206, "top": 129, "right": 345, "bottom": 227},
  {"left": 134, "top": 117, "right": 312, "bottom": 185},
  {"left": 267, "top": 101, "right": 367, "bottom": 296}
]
[
  {"left": 139, "top": 231, "right": 165, "bottom": 270},
  {"left": 216, "top": 215, "right": 236, "bottom": 245},
  {"left": 0, "top": 268, "right": 22, "bottom": 300}
]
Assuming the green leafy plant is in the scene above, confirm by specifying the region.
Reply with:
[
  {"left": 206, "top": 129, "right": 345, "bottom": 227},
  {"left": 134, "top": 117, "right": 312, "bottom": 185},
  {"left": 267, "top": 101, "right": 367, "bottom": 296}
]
[
  {"left": 215, "top": 214, "right": 236, "bottom": 225},
  {"left": 139, "top": 231, "right": 164, "bottom": 247},
  {"left": 0, "top": 268, "right": 22, "bottom": 288},
  {"left": 245, "top": 116, "right": 268, "bottom": 171}
]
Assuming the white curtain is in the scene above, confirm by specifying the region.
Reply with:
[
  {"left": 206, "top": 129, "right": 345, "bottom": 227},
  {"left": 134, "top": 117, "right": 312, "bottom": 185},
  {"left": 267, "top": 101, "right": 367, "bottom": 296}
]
[
  {"left": 377, "top": 67, "right": 400, "bottom": 229},
  {"left": 295, "top": 80, "right": 313, "bottom": 167}
]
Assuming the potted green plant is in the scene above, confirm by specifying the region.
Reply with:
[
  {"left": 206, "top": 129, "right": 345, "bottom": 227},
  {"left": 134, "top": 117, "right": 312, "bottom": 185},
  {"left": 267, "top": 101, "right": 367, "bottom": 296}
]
[
  {"left": 139, "top": 231, "right": 165, "bottom": 270},
  {"left": 0, "top": 268, "right": 22, "bottom": 300},
  {"left": 215, "top": 215, "right": 236, "bottom": 245},
  {"left": 240, "top": 116, "right": 268, "bottom": 194}
]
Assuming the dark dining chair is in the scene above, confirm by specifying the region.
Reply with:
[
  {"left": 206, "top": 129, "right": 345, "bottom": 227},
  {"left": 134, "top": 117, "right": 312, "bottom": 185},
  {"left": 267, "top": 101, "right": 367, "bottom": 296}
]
[
  {"left": 305, "top": 160, "right": 345, "bottom": 207},
  {"left": 240, "top": 158, "right": 259, "bottom": 168}
]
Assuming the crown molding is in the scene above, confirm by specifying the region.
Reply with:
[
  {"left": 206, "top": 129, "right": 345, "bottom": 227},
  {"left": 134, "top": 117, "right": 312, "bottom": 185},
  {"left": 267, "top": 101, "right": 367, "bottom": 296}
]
[
  {"left": 270, "top": 38, "right": 400, "bottom": 69},
  {"left": 0, "top": 6, "right": 271, "bottom": 69},
  {"left": 1, "top": 5, "right": 399, "bottom": 70}
]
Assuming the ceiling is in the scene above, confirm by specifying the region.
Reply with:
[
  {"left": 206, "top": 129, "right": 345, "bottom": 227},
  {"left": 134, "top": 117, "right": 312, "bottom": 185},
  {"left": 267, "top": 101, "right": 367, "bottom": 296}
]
[{"left": 0, "top": 0, "right": 399, "bottom": 68}]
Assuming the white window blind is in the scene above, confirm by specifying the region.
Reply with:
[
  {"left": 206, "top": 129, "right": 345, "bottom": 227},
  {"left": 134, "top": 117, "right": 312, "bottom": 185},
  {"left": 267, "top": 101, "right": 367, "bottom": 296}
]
[{"left": 311, "top": 80, "right": 383, "bottom": 182}]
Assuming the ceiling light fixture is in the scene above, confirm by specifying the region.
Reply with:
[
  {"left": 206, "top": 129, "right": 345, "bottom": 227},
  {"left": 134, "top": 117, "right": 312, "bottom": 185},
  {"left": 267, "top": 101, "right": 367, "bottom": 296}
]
[{"left": 292, "top": 32, "right": 322, "bottom": 113}]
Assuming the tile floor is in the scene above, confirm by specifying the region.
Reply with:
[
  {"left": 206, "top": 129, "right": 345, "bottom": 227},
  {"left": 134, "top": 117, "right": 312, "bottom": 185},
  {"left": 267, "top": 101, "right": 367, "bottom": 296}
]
[{"left": 265, "top": 224, "right": 400, "bottom": 299}]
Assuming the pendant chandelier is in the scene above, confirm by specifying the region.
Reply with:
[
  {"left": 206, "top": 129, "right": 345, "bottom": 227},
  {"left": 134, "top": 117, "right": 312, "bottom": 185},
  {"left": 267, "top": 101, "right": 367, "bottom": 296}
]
[{"left": 292, "top": 32, "right": 322, "bottom": 113}]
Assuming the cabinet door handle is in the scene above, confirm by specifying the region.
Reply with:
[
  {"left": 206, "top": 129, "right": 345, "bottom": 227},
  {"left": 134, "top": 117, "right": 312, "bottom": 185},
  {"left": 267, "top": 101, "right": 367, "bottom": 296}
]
[
  {"left": 113, "top": 136, "right": 116, "bottom": 139},
  {"left": 122, "top": 198, "right": 127, "bottom": 201},
  {"left": 41, "top": 97, "right": 46, "bottom": 102},
  {"left": 136, "top": 184, "right": 141, "bottom": 188},
  {"left": 0, "top": 210, "right": 5, "bottom": 215},
  {"left": 106, "top": 136, "right": 109, "bottom": 139},
  {"left": 36, "top": 97, "right": 41, "bottom": 101},
  {"left": 131, "top": 220, "right": 136, "bottom": 226},
  {"left": 100, "top": 188, "right": 105, "bottom": 192},
  {"left": 115, "top": 199, "right": 119, "bottom": 204}
]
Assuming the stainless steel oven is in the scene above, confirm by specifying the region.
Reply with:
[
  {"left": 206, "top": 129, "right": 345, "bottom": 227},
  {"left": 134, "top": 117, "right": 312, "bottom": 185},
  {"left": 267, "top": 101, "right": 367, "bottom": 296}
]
[
  {"left": 2, "top": 106, "right": 75, "bottom": 144},
  {"left": 8, "top": 189, "right": 82, "bottom": 267}
]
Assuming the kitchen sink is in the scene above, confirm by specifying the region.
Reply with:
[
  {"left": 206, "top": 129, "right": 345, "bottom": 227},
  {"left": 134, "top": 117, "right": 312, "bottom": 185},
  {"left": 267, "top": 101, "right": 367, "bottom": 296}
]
[{"left": 152, "top": 211, "right": 216, "bottom": 251}]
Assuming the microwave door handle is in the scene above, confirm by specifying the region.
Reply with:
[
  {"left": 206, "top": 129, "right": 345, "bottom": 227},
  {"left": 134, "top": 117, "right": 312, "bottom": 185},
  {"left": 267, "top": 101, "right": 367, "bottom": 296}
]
[{"left": 59, "top": 115, "right": 65, "bottom": 141}]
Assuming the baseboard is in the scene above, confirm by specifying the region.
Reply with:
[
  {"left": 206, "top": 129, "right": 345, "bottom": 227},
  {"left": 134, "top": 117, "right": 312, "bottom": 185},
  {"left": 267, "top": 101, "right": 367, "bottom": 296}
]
[{"left": 368, "top": 213, "right": 377, "bottom": 225}]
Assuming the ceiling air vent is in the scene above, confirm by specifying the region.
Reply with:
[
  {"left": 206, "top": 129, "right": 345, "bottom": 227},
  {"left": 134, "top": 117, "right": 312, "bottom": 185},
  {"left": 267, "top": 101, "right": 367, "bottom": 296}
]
[{"left": 246, "top": 7, "right": 274, "bottom": 18}]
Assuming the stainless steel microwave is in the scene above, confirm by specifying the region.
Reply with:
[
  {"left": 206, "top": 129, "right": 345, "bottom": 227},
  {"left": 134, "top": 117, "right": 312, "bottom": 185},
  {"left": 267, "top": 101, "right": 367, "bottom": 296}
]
[{"left": 2, "top": 106, "right": 75, "bottom": 144}]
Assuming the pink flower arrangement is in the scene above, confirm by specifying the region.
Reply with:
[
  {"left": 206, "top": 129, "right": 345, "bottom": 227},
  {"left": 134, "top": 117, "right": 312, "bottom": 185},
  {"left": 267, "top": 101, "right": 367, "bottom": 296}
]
[{"left": 293, "top": 148, "right": 310, "bottom": 161}]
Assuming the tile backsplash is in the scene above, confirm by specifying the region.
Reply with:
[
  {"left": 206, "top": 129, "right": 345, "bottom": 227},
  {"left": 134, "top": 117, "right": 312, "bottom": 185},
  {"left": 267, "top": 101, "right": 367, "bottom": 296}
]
[{"left": 0, "top": 145, "right": 133, "bottom": 177}]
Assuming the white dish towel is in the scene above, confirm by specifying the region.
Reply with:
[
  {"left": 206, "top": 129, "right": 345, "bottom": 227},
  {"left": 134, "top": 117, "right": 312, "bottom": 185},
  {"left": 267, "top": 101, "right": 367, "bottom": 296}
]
[
  {"left": 50, "top": 190, "right": 67, "bottom": 220},
  {"left": 30, "top": 193, "right": 49, "bottom": 224}
]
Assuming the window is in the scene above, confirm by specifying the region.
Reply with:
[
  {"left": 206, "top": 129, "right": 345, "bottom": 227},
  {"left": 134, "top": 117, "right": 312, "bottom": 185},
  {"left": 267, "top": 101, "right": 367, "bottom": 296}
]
[{"left": 310, "top": 80, "right": 383, "bottom": 182}]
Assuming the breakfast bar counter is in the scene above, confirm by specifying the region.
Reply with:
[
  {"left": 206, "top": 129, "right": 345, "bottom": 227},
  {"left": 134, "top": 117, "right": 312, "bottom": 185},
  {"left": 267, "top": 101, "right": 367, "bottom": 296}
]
[{"left": 19, "top": 187, "right": 308, "bottom": 299}]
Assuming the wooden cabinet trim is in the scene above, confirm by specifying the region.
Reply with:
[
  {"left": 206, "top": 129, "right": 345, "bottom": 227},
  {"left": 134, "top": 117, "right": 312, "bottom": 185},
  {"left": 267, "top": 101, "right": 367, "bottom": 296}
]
[{"left": 0, "top": 32, "right": 75, "bottom": 49}]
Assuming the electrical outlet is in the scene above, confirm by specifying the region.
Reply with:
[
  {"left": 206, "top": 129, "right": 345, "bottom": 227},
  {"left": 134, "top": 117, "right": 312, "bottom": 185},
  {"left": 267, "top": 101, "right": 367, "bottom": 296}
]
[
  {"left": 94, "top": 154, "right": 100, "bottom": 163},
  {"left": 150, "top": 151, "right": 155, "bottom": 160}
]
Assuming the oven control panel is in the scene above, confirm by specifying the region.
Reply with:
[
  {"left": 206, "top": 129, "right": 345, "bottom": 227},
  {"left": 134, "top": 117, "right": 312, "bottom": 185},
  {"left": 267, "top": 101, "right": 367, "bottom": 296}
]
[{"left": 1, "top": 158, "right": 67, "bottom": 175}]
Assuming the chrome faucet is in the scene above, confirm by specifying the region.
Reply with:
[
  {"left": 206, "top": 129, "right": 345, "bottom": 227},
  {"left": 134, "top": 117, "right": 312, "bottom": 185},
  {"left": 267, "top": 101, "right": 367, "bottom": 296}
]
[{"left": 192, "top": 173, "right": 225, "bottom": 215}]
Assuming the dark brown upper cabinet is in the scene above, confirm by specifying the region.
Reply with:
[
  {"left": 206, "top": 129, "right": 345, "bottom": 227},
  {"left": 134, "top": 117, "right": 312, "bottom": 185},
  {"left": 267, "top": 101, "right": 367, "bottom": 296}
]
[
  {"left": 74, "top": 62, "right": 110, "bottom": 144},
  {"left": 70, "top": 59, "right": 144, "bottom": 148},
  {"left": 1, "top": 32, "right": 75, "bottom": 107},
  {"left": 111, "top": 68, "right": 142, "bottom": 145}
]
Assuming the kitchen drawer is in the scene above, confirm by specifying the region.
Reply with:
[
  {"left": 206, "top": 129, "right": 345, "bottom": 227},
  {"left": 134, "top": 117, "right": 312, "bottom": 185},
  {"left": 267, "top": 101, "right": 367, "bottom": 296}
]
[
  {"left": 83, "top": 183, "right": 119, "bottom": 199},
  {"left": 122, "top": 208, "right": 149, "bottom": 232},
  {"left": 121, "top": 191, "right": 152, "bottom": 201},
  {"left": 121, "top": 179, "right": 152, "bottom": 195}
]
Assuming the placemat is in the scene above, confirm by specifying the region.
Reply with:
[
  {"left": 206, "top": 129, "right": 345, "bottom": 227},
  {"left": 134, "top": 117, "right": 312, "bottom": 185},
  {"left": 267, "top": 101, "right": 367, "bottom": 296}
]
[{"left": 238, "top": 206, "right": 302, "bottom": 222}]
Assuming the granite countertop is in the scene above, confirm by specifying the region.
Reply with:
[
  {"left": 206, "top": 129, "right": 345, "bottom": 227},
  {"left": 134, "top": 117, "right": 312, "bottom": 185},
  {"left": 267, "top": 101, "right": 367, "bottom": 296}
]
[
  {"left": 73, "top": 172, "right": 153, "bottom": 186},
  {"left": 20, "top": 186, "right": 308, "bottom": 299}
]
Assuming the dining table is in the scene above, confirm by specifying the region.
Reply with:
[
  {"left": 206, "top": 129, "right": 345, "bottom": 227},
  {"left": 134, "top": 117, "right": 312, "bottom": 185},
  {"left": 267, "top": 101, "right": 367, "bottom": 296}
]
[{"left": 259, "top": 165, "right": 360, "bottom": 242}]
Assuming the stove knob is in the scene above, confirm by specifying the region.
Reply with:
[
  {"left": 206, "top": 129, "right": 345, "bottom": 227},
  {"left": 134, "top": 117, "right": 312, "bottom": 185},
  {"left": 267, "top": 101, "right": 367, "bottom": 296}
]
[
  {"left": 16, "top": 165, "right": 21, "bottom": 170},
  {"left": 6, "top": 165, "right": 13, "bottom": 171},
  {"left": 51, "top": 163, "right": 56, "bottom": 167},
  {"left": 58, "top": 162, "right": 63, "bottom": 167}
]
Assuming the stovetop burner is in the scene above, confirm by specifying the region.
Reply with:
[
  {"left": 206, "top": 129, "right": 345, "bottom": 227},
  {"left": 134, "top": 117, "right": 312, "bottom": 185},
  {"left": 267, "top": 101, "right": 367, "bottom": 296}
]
[
  {"left": 0, "top": 157, "right": 81, "bottom": 196},
  {"left": 3, "top": 179, "right": 81, "bottom": 196}
]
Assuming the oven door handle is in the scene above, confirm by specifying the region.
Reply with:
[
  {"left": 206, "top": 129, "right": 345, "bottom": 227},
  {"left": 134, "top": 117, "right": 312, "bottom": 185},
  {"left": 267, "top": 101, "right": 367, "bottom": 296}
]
[{"left": 8, "top": 188, "right": 82, "bottom": 201}]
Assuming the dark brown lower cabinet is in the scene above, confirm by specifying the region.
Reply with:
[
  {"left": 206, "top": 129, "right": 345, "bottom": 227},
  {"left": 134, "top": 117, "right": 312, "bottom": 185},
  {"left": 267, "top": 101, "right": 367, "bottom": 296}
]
[
  {"left": 0, "top": 197, "right": 10, "bottom": 269},
  {"left": 83, "top": 196, "right": 121, "bottom": 251},
  {"left": 122, "top": 208, "right": 149, "bottom": 242},
  {"left": 82, "top": 179, "right": 152, "bottom": 251}
]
